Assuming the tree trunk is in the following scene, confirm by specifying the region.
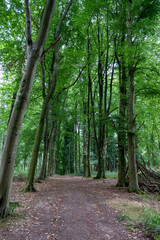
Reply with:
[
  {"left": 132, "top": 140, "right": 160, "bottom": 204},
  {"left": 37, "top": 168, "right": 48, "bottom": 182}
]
[
  {"left": 55, "top": 121, "right": 61, "bottom": 174},
  {"left": 83, "top": 102, "right": 87, "bottom": 177},
  {"left": 74, "top": 102, "right": 78, "bottom": 174},
  {"left": 127, "top": 69, "right": 139, "bottom": 191},
  {"left": 22, "top": 45, "right": 59, "bottom": 192},
  {"left": 127, "top": 0, "right": 139, "bottom": 192},
  {"left": 0, "top": 0, "right": 56, "bottom": 218},
  {"left": 117, "top": 58, "right": 127, "bottom": 187},
  {"left": 22, "top": 0, "right": 73, "bottom": 192},
  {"left": 96, "top": 19, "right": 105, "bottom": 179},
  {"left": 78, "top": 123, "right": 81, "bottom": 172},
  {"left": 87, "top": 81, "right": 91, "bottom": 177},
  {"left": 48, "top": 120, "right": 57, "bottom": 176},
  {"left": 69, "top": 143, "right": 71, "bottom": 174},
  {"left": 39, "top": 110, "right": 49, "bottom": 179}
]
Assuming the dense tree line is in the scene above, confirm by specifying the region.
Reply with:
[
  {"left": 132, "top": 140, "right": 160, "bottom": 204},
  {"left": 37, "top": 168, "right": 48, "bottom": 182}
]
[{"left": 0, "top": 0, "right": 160, "bottom": 218}]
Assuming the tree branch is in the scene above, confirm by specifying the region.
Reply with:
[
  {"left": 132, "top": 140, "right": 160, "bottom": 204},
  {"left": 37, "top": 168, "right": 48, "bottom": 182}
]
[
  {"left": 136, "top": 0, "right": 157, "bottom": 22},
  {"left": 55, "top": 0, "right": 73, "bottom": 39},
  {"left": 41, "top": 36, "right": 62, "bottom": 58},
  {"left": 34, "top": 0, "right": 56, "bottom": 56},
  {"left": 52, "top": 66, "right": 86, "bottom": 105},
  {"left": 25, "top": 0, "right": 33, "bottom": 56},
  {"left": 41, "top": 0, "right": 73, "bottom": 58}
]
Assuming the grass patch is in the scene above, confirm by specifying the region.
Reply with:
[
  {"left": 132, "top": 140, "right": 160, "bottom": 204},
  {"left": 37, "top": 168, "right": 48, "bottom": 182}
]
[
  {"left": 105, "top": 171, "right": 118, "bottom": 179},
  {"left": 105, "top": 195, "right": 160, "bottom": 239},
  {"left": 106, "top": 198, "right": 144, "bottom": 220},
  {"left": 92, "top": 171, "right": 118, "bottom": 179}
]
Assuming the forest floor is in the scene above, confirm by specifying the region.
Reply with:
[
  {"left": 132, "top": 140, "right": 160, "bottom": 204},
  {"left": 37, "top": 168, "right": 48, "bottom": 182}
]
[{"left": 0, "top": 176, "right": 158, "bottom": 240}]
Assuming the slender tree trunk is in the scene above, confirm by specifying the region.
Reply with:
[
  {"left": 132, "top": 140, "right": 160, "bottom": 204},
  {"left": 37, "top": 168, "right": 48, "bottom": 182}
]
[
  {"left": 83, "top": 103, "right": 87, "bottom": 177},
  {"left": 0, "top": 0, "right": 56, "bottom": 218},
  {"left": 96, "top": 20, "right": 105, "bottom": 179},
  {"left": 115, "top": 3, "right": 128, "bottom": 187},
  {"left": 127, "top": 0, "right": 139, "bottom": 192},
  {"left": 151, "top": 131, "right": 156, "bottom": 166},
  {"left": 22, "top": 0, "right": 73, "bottom": 192},
  {"left": 87, "top": 82, "right": 91, "bottom": 177},
  {"left": 117, "top": 59, "right": 127, "bottom": 186},
  {"left": 55, "top": 121, "right": 61, "bottom": 174},
  {"left": 39, "top": 110, "right": 49, "bottom": 179},
  {"left": 78, "top": 123, "right": 81, "bottom": 172},
  {"left": 48, "top": 120, "right": 57, "bottom": 176},
  {"left": 22, "top": 45, "right": 59, "bottom": 192},
  {"left": 69, "top": 143, "right": 71, "bottom": 174},
  {"left": 74, "top": 102, "right": 78, "bottom": 174}
]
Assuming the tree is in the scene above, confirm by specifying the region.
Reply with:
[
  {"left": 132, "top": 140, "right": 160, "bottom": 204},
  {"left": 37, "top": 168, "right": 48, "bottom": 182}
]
[
  {"left": 22, "top": 0, "right": 73, "bottom": 192},
  {"left": 0, "top": 0, "right": 56, "bottom": 218}
]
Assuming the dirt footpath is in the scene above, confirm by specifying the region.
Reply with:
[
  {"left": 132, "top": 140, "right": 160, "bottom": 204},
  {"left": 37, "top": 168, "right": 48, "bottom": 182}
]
[{"left": 0, "top": 176, "right": 150, "bottom": 240}]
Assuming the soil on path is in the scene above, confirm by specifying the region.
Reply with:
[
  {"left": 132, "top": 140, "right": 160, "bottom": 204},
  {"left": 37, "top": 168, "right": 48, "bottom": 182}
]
[{"left": 0, "top": 176, "right": 150, "bottom": 240}]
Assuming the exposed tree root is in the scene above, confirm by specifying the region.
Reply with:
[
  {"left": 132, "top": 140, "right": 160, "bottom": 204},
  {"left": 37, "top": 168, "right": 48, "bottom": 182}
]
[
  {"left": 20, "top": 184, "right": 37, "bottom": 193},
  {"left": 0, "top": 207, "right": 9, "bottom": 219}
]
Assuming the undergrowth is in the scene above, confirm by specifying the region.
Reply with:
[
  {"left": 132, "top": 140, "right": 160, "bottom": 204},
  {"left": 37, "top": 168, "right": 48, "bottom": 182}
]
[
  {"left": 141, "top": 195, "right": 160, "bottom": 239},
  {"left": 117, "top": 195, "right": 160, "bottom": 239}
]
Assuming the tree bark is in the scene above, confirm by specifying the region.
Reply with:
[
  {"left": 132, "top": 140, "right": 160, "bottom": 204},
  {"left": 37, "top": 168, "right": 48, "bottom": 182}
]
[
  {"left": 22, "top": 45, "right": 59, "bottom": 192},
  {"left": 78, "top": 123, "right": 81, "bottom": 172},
  {"left": 127, "top": 0, "right": 139, "bottom": 192},
  {"left": 22, "top": 0, "right": 73, "bottom": 192},
  {"left": 39, "top": 110, "right": 49, "bottom": 179},
  {"left": 0, "top": 0, "right": 56, "bottom": 218},
  {"left": 116, "top": 41, "right": 127, "bottom": 186},
  {"left": 83, "top": 102, "right": 87, "bottom": 177},
  {"left": 48, "top": 120, "right": 57, "bottom": 176},
  {"left": 87, "top": 80, "right": 91, "bottom": 177}
]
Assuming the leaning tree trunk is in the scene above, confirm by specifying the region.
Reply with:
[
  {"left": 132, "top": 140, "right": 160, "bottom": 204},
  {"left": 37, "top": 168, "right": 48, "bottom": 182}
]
[
  {"left": 22, "top": 0, "right": 73, "bottom": 192},
  {"left": 22, "top": 45, "right": 59, "bottom": 192},
  {"left": 0, "top": 0, "right": 56, "bottom": 218}
]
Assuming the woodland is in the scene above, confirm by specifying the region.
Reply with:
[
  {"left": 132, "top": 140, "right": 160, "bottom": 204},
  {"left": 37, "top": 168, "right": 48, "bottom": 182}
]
[{"left": 0, "top": 0, "right": 160, "bottom": 236}]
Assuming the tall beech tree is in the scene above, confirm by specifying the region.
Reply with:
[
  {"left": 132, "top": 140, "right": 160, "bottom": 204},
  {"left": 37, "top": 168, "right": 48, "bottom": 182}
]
[
  {"left": 0, "top": 0, "right": 56, "bottom": 218},
  {"left": 22, "top": 0, "right": 73, "bottom": 192},
  {"left": 114, "top": 1, "right": 127, "bottom": 187},
  {"left": 126, "top": 0, "right": 139, "bottom": 191}
]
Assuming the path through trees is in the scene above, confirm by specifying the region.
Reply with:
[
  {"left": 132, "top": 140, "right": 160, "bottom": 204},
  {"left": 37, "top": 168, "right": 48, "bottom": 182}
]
[{"left": 0, "top": 176, "right": 151, "bottom": 240}]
